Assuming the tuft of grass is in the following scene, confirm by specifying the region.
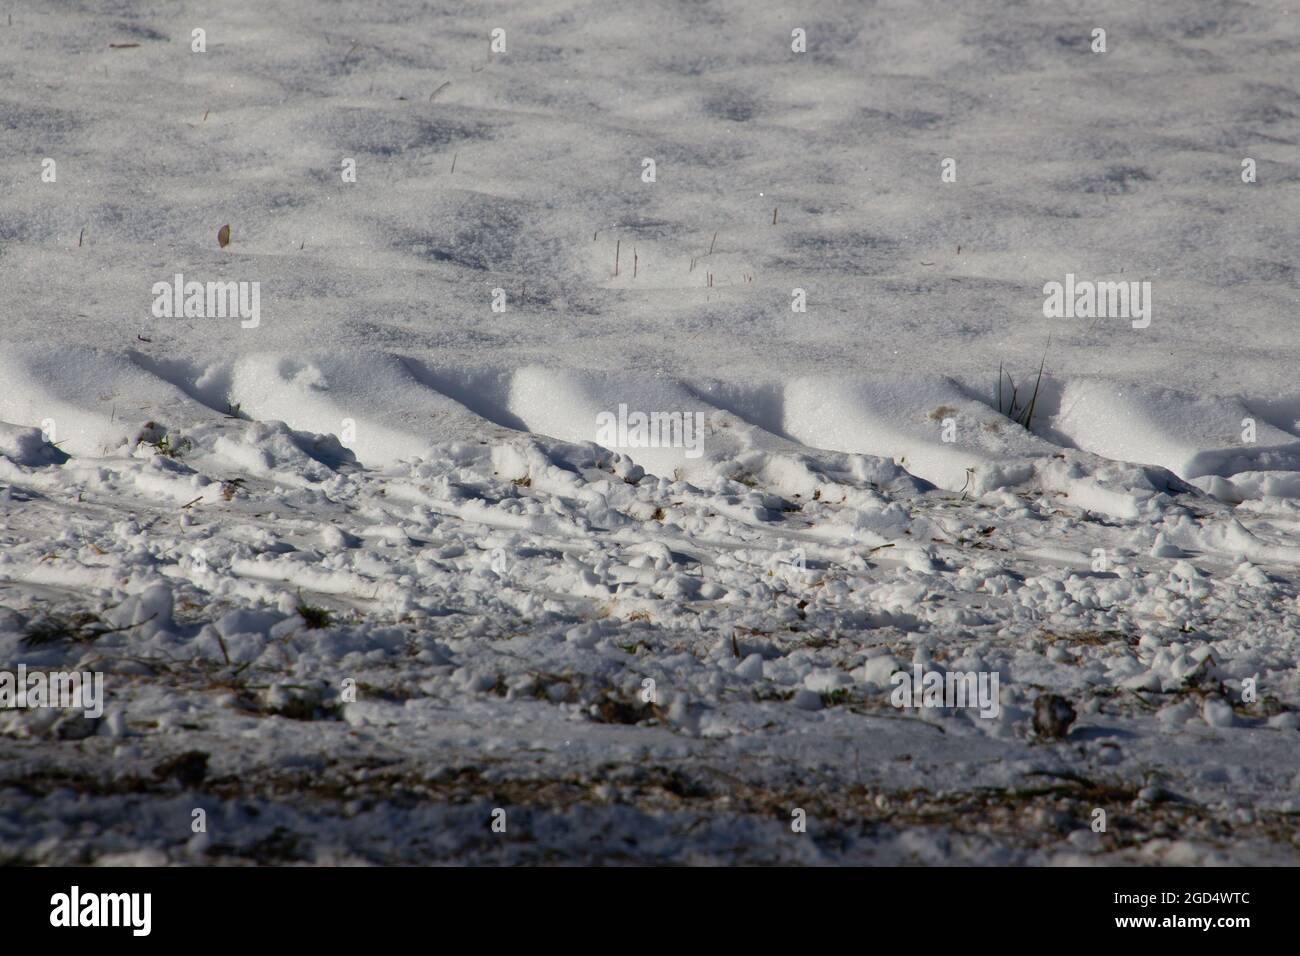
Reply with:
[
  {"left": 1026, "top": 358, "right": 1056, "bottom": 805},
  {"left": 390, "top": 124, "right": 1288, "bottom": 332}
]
[
  {"left": 141, "top": 433, "right": 191, "bottom": 458},
  {"left": 996, "top": 344, "right": 1049, "bottom": 430},
  {"left": 295, "top": 598, "right": 332, "bottom": 630},
  {"left": 22, "top": 611, "right": 155, "bottom": 648},
  {"left": 821, "top": 688, "right": 851, "bottom": 707},
  {"left": 22, "top": 611, "right": 107, "bottom": 647}
]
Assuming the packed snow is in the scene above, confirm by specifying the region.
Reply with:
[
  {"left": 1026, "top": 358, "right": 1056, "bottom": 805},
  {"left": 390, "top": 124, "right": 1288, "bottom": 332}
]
[{"left": 1, "top": 0, "right": 1298, "bottom": 864}]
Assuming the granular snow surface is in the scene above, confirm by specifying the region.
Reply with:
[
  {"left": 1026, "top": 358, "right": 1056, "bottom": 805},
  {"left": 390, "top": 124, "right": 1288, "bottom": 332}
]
[{"left": 1, "top": 1, "right": 1298, "bottom": 864}]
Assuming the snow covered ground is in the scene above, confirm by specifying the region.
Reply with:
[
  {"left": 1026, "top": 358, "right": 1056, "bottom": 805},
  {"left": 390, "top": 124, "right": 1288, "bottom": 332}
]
[{"left": 1, "top": 0, "right": 1298, "bottom": 864}]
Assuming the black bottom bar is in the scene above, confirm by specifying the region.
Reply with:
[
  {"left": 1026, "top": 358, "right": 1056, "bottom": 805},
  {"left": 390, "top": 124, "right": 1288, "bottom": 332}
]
[{"left": 5, "top": 865, "right": 1282, "bottom": 942}]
